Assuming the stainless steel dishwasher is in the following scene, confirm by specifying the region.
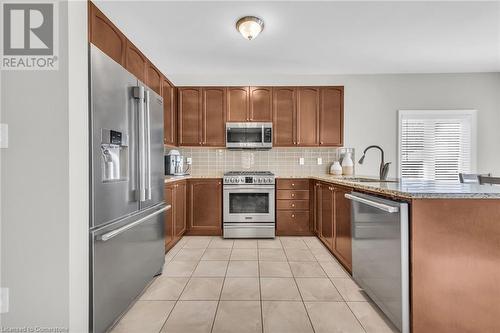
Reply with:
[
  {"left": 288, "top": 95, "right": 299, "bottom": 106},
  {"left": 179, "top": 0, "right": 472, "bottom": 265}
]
[{"left": 345, "top": 192, "right": 409, "bottom": 333}]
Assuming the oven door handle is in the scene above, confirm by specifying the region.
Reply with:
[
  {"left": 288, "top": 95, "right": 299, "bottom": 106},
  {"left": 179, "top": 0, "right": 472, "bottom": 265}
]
[{"left": 223, "top": 185, "right": 275, "bottom": 191}]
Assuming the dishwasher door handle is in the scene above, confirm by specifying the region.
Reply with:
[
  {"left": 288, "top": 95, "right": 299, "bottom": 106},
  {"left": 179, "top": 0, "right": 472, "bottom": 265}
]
[{"left": 344, "top": 193, "right": 399, "bottom": 213}]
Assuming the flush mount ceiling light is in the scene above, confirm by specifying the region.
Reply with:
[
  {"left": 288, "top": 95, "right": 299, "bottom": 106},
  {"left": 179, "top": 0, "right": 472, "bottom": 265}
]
[{"left": 236, "top": 16, "right": 264, "bottom": 40}]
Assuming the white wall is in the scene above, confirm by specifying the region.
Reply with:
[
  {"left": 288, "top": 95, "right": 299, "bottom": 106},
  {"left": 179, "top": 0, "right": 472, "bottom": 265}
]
[
  {"left": 0, "top": 1, "right": 88, "bottom": 330},
  {"left": 173, "top": 73, "right": 500, "bottom": 177}
]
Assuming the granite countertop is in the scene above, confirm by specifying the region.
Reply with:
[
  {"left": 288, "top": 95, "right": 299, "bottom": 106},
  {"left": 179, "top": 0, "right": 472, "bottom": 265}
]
[
  {"left": 164, "top": 174, "right": 500, "bottom": 198},
  {"left": 309, "top": 175, "right": 500, "bottom": 199}
]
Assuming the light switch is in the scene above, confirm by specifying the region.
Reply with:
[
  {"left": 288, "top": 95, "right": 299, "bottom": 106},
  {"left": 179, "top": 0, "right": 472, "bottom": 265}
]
[
  {"left": 0, "top": 124, "right": 8, "bottom": 148},
  {"left": 186, "top": 157, "right": 192, "bottom": 165},
  {"left": 299, "top": 157, "right": 304, "bottom": 165},
  {"left": 317, "top": 157, "right": 322, "bottom": 165}
]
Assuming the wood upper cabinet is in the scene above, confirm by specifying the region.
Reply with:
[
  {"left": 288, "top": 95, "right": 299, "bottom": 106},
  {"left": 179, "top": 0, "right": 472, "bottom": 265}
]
[
  {"left": 146, "top": 62, "right": 162, "bottom": 95},
  {"left": 273, "top": 87, "right": 296, "bottom": 146},
  {"left": 334, "top": 186, "right": 352, "bottom": 270},
  {"left": 125, "top": 40, "right": 147, "bottom": 83},
  {"left": 187, "top": 179, "right": 222, "bottom": 235},
  {"left": 319, "top": 87, "right": 343, "bottom": 146},
  {"left": 162, "top": 78, "right": 177, "bottom": 146},
  {"left": 88, "top": 2, "right": 126, "bottom": 66},
  {"left": 227, "top": 87, "right": 250, "bottom": 122},
  {"left": 178, "top": 88, "right": 202, "bottom": 146},
  {"left": 174, "top": 182, "right": 187, "bottom": 238},
  {"left": 250, "top": 87, "right": 272, "bottom": 122},
  {"left": 296, "top": 87, "right": 319, "bottom": 146},
  {"left": 202, "top": 88, "right": 226, "bottom": 146}
]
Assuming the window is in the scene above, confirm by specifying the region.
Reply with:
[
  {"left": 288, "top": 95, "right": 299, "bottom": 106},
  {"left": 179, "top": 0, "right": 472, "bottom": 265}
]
[{"left": 398, "top": 110, "right": 477, "bottom": 182}]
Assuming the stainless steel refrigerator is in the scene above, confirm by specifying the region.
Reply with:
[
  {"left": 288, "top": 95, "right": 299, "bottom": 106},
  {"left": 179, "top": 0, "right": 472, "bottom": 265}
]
[{"left": 89, "top": 45, "right": 167, "bottom": 333}]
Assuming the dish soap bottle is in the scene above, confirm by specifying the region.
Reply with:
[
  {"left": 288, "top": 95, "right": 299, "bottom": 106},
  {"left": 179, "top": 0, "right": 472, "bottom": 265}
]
[
  {"left": 330, "top": 161, "right": 343, "bottom": 176},
  {"left": 342, "top": 152, "right": 354, "bottom": 176}
]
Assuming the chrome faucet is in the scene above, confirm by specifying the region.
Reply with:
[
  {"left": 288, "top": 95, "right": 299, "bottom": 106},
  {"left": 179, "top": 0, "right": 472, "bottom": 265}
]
[{"left": 358, "top": 145, "right": 391, "bottom": 180}]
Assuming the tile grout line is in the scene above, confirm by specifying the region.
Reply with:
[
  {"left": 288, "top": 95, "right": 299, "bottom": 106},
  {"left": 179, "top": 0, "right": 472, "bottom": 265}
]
[
  {"left": 209, "top": 237, "right": 233, "bottom": 333},
  {"left": 159, "top": 236, "right": 212, "bottom": 333},
  {"left": 283, "top": 238, "right": 317, "bottom": 333},
  {"left": 257, "top": 239, "right": 264, "bottom": 333}
]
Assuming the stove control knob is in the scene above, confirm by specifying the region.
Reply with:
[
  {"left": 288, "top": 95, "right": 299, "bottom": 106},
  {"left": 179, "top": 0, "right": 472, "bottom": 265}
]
[
  {"left": 259, "top": 178, "right": 264, "bottom": 183},
  {"left": 231, "top": 178, "right": 236, "bottom": 183}
]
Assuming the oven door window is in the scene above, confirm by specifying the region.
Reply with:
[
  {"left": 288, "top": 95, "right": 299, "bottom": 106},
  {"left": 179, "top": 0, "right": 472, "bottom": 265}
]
[
  {"left": 227, "top": 128, "right": 263, "bottom": 143},
  {"left": 229, "top": 193, "right": 269, "bottom": 214}
]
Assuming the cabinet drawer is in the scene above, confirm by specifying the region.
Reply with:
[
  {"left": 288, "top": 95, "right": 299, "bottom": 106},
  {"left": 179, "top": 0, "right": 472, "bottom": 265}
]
[
  {"left": 277, "top": 211, "right": 310, "bottom": 234},
  {"left": 277, "top": 179, "right": 309, "bottom": 190},
  {"left": 277, "top": 200, "right": 309, "bottom": 211},
  {"left": 276, "top": 190, "right": 309, "bottom": 200}
]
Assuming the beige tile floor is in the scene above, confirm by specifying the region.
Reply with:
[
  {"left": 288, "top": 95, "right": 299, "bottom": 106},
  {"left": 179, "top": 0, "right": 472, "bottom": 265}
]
[{"left": 111, "top": 236, "right": 398, "bottom": 333}]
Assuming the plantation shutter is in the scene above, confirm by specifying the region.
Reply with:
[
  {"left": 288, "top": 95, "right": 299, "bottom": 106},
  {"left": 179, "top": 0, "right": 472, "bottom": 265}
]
[{"left": 399, "top": 110, "right": 476, "bottom": 182}]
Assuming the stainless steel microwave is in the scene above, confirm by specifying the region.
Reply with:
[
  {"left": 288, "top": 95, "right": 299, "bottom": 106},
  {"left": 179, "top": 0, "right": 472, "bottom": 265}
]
[{"left": 226, "top": 122, "right": 272, "bottom": 149}]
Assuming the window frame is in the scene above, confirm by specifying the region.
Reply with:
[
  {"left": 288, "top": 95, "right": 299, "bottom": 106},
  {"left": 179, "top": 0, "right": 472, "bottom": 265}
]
[{"left": 397, "top": 109, "right": 477, "bottom": 181}]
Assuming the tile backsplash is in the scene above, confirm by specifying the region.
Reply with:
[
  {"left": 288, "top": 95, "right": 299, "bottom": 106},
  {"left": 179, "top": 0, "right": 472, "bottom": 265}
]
[{"left": 165, "top": 147, "right": 355, "bottom": 177}]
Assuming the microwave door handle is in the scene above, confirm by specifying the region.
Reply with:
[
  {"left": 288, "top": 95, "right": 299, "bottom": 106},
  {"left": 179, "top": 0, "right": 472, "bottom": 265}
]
[
  {"left": 145, "top": 90, "right": 152, "bottom": 200},
  {"left": 261, "top": 125, "right": 265, "bottom": 146},
  {"left": 133, "top": 86, "right": 146, "bottom": 202}
]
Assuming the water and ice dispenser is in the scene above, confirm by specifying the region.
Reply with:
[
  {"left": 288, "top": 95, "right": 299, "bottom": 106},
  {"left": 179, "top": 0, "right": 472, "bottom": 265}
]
[{"left": 101, "top": 129, "right": 129, "bottom": 182}]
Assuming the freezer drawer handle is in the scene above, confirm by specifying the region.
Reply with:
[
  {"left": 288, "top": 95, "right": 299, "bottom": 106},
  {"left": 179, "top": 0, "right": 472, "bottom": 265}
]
[
  {"left": 97, "top": 205, "right": 170, "bottom": 242},
  {"left": 344, "top": 193, "right": 399, "bottom": 213}
]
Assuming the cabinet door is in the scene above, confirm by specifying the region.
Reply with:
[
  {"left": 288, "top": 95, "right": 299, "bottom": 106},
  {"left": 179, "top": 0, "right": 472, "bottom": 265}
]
[
  {"left": 296, "top": 87, "right": 319, "bottom": 146},
  {"left": 319, "top": 87, "right": 343, "bottom": 146},
  {"left": 174, "top": 182, "right": 186, "bottom": 238},
  {"left": 178, "top": 88, "right": 202, "bottom": 146},
  {"left": 334, "top": 187, "right": 352, "bottom": 269},
  {"left": 320, "top": 184, "right": 334, "bottom": 250},
  {"left": 162, "top": 78, "right": 176, "bottom": 146},
  {"left": 314, "top": 182, "right": 322, "bottom": 235},
  {"left": 250, "top": 87, "right": 272, "bottom": 122},
  {"left": 88, "top": 2, "right": 126, "bottom": 66},
  {"left": 203, "top": 88, "right": 226, "bottom": 146},
  {"left": 164, "top": 184, "right": 174, "bottom": 251},
  {"left": 272, "top": 88, "right": 296, "bottom": 146},
  {"left": 277, "top": 211, "right": 310, "bottom": 235},
  {"left": 125, "top": 40, "right": 147, "bottom": 82},
  {"left": 146, "top": 62, "right": 162, "bottom": 95},
  {"left": 227, "top": 87, "right": 249, "bottom": 122},
  {"left": 187, "top": 179, "right": 222, "bottom": 235}
]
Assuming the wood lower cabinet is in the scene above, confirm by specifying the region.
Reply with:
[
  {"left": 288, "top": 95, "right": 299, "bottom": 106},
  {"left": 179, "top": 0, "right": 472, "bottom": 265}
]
[
  {"left": 227, "top": 87, "right": 249, "bottom": 122},
  {"left": 273, "top": 87, "right": 296, "bottom": 146},
  {"left": 276, "top": 178, "right": 313, "bottom": 236},
  {"left": 250, "top": 87, "right": 272, "bottom": 122},
  {"left": 164, "top": 180, "right": 186, "bottom": 252},
  {"left": 334, "top": 187, "right": 352, "bottom": 270},
  {"left": 186, "top": 179, "right": 222, "bottom": 235},
  {"left": 88, "top": 2, "right": 126, "bottom": 66},
  {"left": 313, "top": 181, "right": 352, "bottom": 272},
  {"left": 162, "top": 78, "right": 177, "bottom": 146}
]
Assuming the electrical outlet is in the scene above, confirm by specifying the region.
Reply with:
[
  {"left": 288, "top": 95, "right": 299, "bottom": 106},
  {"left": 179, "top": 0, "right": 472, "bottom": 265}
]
[
  {"left": 317, "top": 157, "right": 323, "bottom": 165},
  {"left": 299, "top": 157, "right": 305, "bottom": 165},
  {"left": 186, "top": 157, "right": 192, "bottom": 165}
]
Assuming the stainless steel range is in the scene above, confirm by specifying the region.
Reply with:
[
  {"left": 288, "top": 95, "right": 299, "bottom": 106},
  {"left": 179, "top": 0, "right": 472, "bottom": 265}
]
[{"left": 223, "top": 171, "right": 275, "bottom": 238}]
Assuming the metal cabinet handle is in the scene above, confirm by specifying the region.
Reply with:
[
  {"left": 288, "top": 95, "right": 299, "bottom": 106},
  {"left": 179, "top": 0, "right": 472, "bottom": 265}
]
[
  {"left": 291, "top": 193, "right": 295, "bottom": 197},
  {"left": 292, "top": 183, "right": 295, "bottom": 186},
  {"left": 98, "top": 205, "right": 170, "bottom": 242},
  {"left": 291, "top": 204, "right": 295, "bottom": 207},
  {"left": 291, "top": 214, "right": 295, "bottom": 218},
  {"left": 344, "top": 193, "right": 399, "bottom": 213}
]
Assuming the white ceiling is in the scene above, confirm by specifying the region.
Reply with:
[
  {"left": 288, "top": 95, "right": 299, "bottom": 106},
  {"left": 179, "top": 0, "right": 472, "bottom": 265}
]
[{"left": 95, "top": 1, "right": 500, "bottom": 85}]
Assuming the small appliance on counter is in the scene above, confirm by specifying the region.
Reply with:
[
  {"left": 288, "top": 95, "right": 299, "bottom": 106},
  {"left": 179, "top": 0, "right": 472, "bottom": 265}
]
[{"left": 165, "top": 149, "right": 189, "bottom": 176}]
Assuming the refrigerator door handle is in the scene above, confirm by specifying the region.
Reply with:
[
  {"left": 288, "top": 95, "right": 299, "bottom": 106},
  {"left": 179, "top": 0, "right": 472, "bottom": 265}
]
[
  {"left": 133, "top": 86, "right": 147, "bottom": 202},
  {"left": 145, "top": 90, "right": 152, "bottom": 200},
  {"left": 97, "top": 205, "right": 170, "bottom": 242}
]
